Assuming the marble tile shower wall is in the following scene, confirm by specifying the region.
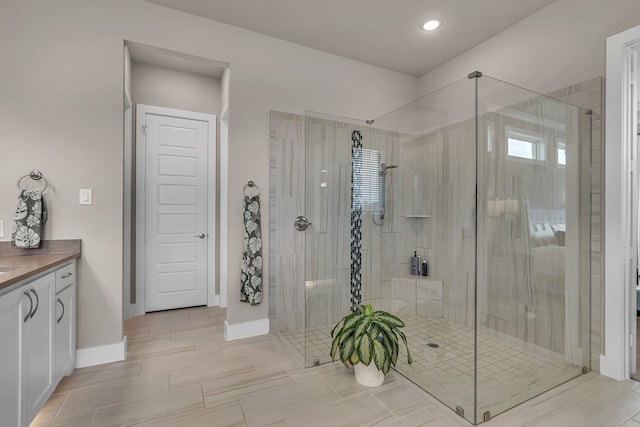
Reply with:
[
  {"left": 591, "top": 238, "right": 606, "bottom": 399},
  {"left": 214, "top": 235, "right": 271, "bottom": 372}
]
[
  {"left": 367, "top": 122, "right": 478, "bottom": 327},
  {"left": 269, "top": 112, "right": 306, "bottom": 331},
  {"left": 269, "top": 112, "right": 366, "bottom": 331},
  {"left": 546, "top": 77, "right": 603, "bottom": 372},
  {"left": 268, "top": 77, "right": 602, "bottom": 371},
  {"left": 304, "top": 118, "right": 358, "bottom": 328}
]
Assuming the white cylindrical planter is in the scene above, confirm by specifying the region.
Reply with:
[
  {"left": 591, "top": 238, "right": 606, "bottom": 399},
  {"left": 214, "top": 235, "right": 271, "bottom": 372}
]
[{"left": 354, "top": 363, "right": 385, "bottom": 387}]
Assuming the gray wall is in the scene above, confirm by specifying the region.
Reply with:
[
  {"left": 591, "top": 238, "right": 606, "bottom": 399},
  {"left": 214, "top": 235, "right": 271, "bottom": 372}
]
[
  {"left": 131, "top": 63, "right": 222, "bottom": 115},
  {"left": 0, "top": 0, "right": 418, "bottom": 352}
]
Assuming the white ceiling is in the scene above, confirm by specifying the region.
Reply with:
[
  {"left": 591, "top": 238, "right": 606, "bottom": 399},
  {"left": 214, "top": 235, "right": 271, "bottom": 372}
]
[{"left": 145, "top": 0, "right": 558, "bottom": 77}]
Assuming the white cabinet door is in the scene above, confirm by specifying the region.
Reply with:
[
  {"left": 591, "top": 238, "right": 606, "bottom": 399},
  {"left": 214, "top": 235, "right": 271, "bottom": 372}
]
[
  {"left": 0, "top": 286, "right": 27, "bottom": 427},
  {"left": 24, "top": 273, "right": 55, "bottom": 423},
  {"left": 55, "top": 283, "right": 75, "bottom": 381}
]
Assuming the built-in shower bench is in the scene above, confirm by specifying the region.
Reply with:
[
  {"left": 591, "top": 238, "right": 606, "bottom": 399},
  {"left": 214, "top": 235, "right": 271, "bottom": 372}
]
[{"left": 391, "top": 275, "right": 443, "bottom": 319}]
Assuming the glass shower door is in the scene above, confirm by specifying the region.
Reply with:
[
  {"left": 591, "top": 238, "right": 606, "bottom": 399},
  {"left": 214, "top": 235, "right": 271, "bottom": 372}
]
[{"left": 303, "top": 111, "right": 369, "bottom": 367}]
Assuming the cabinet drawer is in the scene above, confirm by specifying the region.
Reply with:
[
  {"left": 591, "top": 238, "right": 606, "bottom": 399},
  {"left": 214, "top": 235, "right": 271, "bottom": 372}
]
[{"left": 55, "top": 262, "right": 75, "bottom": 292}]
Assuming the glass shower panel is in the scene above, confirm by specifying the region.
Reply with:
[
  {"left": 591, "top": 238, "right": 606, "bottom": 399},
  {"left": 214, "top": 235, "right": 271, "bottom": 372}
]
[
  {"left": 300, "top": 73, "right": 591, "bottom": 425},
  {"left": 371, "top": 77, "right": 478, "bottom": 424},
  {"left": 303, "top": 111, "right": 370, "bottom": 368},
  {"left": 475, "top": 76, "right": 591, "bottom": 422}
]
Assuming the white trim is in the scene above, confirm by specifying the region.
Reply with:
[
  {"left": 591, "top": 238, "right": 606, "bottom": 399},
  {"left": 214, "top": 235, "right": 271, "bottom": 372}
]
[
  {"left": 129, "top": 300, "right": 144, "bottom": 318},
  {"left": 208, "top": 294, "right": 220, "bottom": 307},
  {"left": 207, "top": 111, "right": 218, "bottom": 308},
  {"left": 135, "top": 104, "right": 217, "bottom": 312},
  {"left": 123, "top": 82, "right": 133, "bottom": 323},
  {"left": 75, "top": 336, "right": 127, "bottom": 368},
  {"left": 135, "top": 105, "right": 147, "bottom": 315},
  {"left": 219, "top": 103, "right": 230, "bottom": 308},
  {"left": 602, "top": 24, "right": 640, "bottom": 381},
  {"left": 224, "top": 318, "right": 269, "bottom": 341}
]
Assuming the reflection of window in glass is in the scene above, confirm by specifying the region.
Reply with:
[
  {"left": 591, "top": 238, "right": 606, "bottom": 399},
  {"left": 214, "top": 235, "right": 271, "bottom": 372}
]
[
  {"left": 487, "top": 123, "right": 494, "bottom": 154},
  {"left": 557, "top": 140, "right": 566, "bottom": 166},
  {"left": 352, "top": 148, "right": 381, "bottom": 210},
  {"left": 507, "top": 130, "right": 545, "bottom": 162}
]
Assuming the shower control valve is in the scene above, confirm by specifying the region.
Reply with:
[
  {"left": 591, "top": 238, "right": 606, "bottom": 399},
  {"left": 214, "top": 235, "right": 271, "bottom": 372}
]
[{"left": 294, "top": 216, "right": 312, "bottom": 231}]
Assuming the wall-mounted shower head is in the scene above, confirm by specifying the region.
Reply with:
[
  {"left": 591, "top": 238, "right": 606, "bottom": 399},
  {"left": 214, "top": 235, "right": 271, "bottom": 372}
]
[
  {"left": 380, "top": 163, "right": 398, "bottom": 175},
  {"left": 375, "top": 163, "right": 399, "bottom": 223}
]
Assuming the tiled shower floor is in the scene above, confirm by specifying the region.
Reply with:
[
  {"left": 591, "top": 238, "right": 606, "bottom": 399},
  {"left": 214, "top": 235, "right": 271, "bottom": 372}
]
[{"left": 279, "top": 316, "right": 585, "bottom": 423}]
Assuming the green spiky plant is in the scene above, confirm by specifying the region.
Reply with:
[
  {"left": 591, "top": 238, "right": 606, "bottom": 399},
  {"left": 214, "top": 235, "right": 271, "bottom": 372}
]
[{"left": 330, "top": 304, "right": 412, "bottom": 375}]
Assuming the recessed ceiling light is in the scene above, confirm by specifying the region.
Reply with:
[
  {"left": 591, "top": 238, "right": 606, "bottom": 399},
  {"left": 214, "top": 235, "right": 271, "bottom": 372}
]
[{"left": 422, "top": 18, "right": 442, "bottom": 32}]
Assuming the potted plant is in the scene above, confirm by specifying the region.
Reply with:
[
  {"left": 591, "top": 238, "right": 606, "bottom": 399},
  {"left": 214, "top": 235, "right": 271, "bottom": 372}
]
[{"left": 330, "top": 304, "right": 412, "bottom": 387}]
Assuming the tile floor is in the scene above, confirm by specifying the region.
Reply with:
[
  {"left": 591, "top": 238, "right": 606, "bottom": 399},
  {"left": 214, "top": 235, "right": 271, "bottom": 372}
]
[
  {"left": 632, "top": 316, "right": 640, "bottom": 382},
  {"left": 281, "top": 316, "right": 585, "bottom": 424},
  {"left": 30, "top": 306, "right": 640, "bottom": 426}
]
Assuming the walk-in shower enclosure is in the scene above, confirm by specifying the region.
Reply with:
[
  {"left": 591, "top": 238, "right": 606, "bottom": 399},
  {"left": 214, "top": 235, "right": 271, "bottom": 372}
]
[{"left": 302, "top": 73, "right": 591, "bottom": 424}]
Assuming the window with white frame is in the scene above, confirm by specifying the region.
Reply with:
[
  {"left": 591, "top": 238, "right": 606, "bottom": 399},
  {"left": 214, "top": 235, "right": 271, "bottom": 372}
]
[
  {"left": 557, "top": 139, "right": 567, "bottom": 166},
  {"left": 352, "top": 148, "right": 381, "bottom": 211},
  {"left": 507, "top": 130, "right": 546, "bottom": 162}
]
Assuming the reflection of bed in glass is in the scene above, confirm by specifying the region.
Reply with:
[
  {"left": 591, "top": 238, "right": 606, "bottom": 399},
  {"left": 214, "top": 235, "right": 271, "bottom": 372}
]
[
  {"left": 522, "top": 206, "right": 567, "bottom": 351},
  {"left": 527, "top": 207, "right": 566, "bottom": 277}
]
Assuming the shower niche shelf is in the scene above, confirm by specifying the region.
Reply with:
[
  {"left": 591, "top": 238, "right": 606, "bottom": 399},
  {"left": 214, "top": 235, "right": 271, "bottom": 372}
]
[{"left": 403, "top": 214, "right": 430, "bottom": 218}]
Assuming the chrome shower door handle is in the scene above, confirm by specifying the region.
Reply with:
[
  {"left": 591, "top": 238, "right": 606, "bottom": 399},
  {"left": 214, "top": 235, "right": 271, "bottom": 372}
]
[
  {"left": 294, "top": 216, "right": 312, "bottom": 231},
  {"left": 194, "top": 233, "right": 206, "bottom": 239}
]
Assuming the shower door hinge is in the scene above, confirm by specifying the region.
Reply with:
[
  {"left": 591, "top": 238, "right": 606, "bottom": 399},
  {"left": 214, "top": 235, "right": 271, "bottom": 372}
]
[
  {"left": 141, "top": 125, "right": 147, "bottom": 135},
  {"left": 483, "top": 411, "right": 491, "bottom": 422},
  {"left": 455, "top": 406, "right": 464, "bottom": 418}
]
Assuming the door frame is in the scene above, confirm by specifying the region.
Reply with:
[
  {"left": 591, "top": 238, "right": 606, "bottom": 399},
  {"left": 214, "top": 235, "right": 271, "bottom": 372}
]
[
  {"left": 133, "top": 104, "right": 218, "bottom": 315},
  {"left": 602, "top": 24, "right": 640, "bottom": 380}
]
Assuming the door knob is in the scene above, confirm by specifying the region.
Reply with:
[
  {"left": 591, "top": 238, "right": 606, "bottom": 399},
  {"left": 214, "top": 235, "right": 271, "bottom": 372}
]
[
  {"left": 194, "top": 233, "right": 206, "bottom": 239},
  {"left": 294, "top": 216, "right": 312, "bottom": 231}
]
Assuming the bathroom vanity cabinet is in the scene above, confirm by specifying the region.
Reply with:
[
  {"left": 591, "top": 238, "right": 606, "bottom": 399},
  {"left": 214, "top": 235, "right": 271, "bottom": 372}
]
[
  {"left": 0, "top": 260, "right": 77, "bottom": 427},
  {"left": 55, "top": 262, "right": 76, "bottom": 382}
]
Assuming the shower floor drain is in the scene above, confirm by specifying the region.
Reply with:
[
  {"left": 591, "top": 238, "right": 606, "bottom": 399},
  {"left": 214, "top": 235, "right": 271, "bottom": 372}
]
[{"left": 427, "top": 343, "right": 440, "bottom": 348}]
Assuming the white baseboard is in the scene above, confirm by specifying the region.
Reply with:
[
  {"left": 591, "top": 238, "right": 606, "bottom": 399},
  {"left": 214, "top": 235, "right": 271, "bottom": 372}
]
[
  {"left": 76, "top": 336, "right": 127, "bottom": 368},
  {"left": 129, "top": 302, "right": 144, "bottom": 318},
  {"left": 208, "top": 294, "right": 220, "bottom": 307},
  {"left": 224, "top": 318, "right": 269, "bottom": 341},
  {"left": 600, "top": 353, "right": 625, "bottom": 381}
]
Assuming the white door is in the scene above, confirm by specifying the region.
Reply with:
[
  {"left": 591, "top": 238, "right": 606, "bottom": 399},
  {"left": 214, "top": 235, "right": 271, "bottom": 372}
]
[{"left": 139, "top": 105, "right": 213, "bottom": 312}]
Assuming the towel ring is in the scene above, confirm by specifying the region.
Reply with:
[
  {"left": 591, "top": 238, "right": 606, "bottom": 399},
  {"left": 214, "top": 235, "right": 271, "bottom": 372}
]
[
  {"left": 243, "top": 180, "right": 260, "bottom": 196},
  {"left": 17, "top": 170, "right": 48, "bottom": 193}
]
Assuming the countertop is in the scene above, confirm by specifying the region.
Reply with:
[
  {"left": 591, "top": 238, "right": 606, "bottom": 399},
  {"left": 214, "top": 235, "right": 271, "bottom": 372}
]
[{"left": 0, "top": 240, "right": 81, "bottom": 293}]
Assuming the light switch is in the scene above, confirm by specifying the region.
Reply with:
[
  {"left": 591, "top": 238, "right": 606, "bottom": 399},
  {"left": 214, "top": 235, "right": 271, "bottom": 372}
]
[{"left": 79, "top": 189, "right": 93, "bottom": 205}]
